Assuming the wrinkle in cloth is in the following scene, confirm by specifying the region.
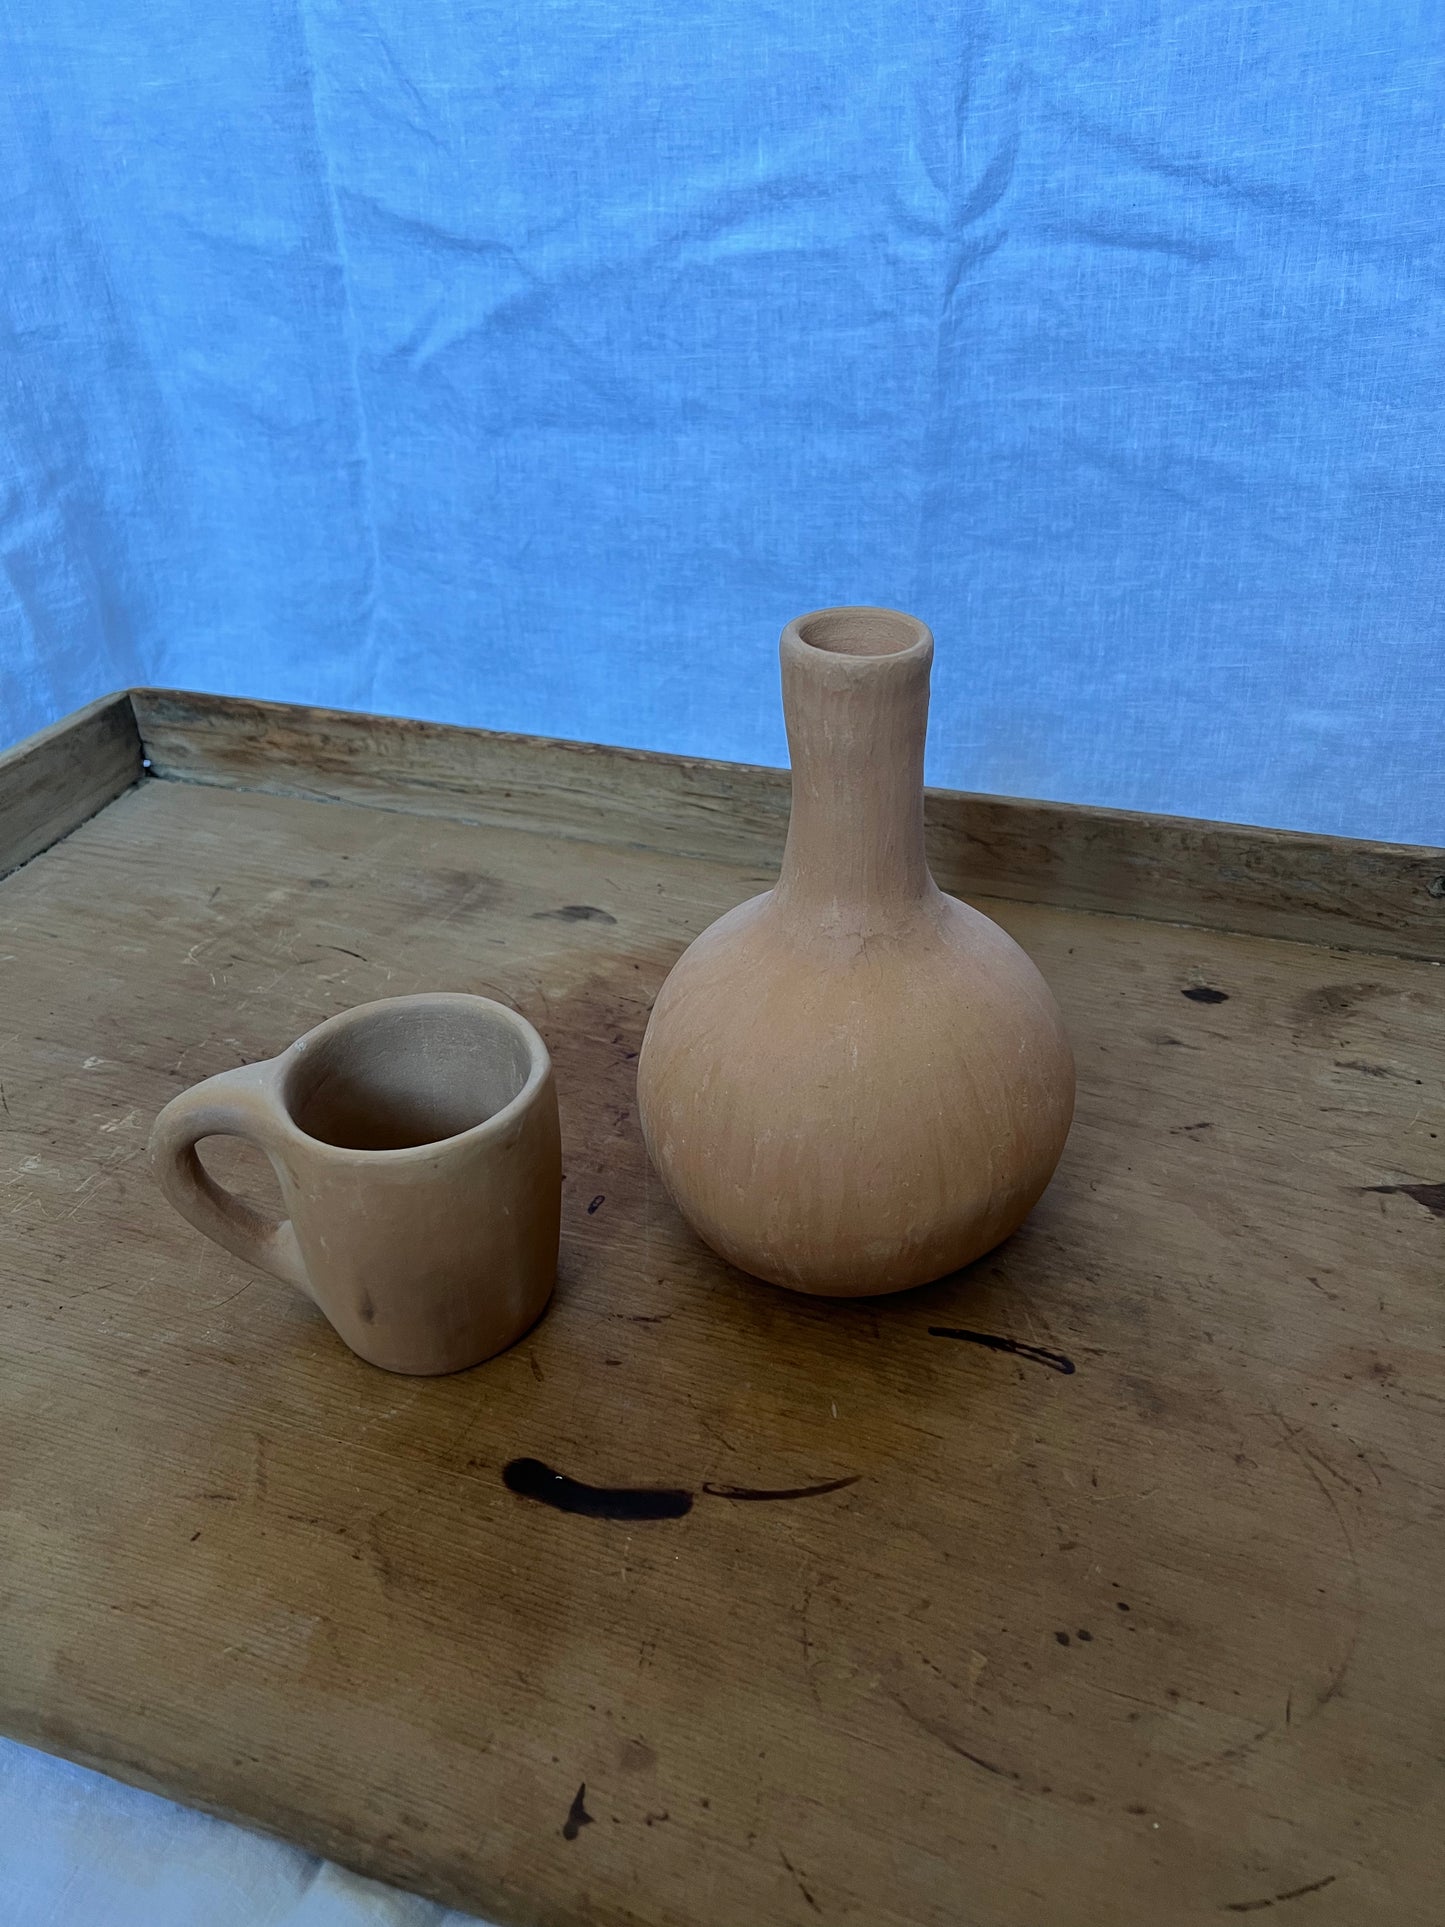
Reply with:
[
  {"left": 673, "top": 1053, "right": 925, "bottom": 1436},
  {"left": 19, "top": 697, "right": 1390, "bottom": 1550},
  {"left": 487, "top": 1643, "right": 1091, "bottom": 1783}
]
[{"left": 2, "top": 3, "right": 1442, "bottom": 838}]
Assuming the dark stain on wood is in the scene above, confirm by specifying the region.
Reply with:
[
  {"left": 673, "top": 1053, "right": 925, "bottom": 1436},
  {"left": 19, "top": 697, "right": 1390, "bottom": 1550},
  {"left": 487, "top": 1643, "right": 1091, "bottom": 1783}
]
[
  {"left": 1361, "top": 1181, "right": 1445, "bottom": 1218},
  {"left": 1182, "top": 985, "right": 1230, "bottom": 1004},
  {"left": 562, "top": 1782, "right": 594, "bottom": 1841},
  {"left": 503, "top": 1457, "right": 693, "bottom": 1521},
  {"left": 535, "top": 905, "right": 617, "bottom": 924},
  {"left": 1294, "top": 981, "right": 1387, "bottom": 1028},
  {"left": 503, "top": 1460, "right": 863, "bottom": 1517},
  {"left": 928, "top": 1327, "right": 1076, "bottom": 1375}
]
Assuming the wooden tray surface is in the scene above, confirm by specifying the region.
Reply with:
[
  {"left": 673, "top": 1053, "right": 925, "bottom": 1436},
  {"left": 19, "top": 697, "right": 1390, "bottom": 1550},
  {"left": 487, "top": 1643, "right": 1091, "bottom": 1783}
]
[{"left": 1, "top": 691, "right": 1442, "bottom": 1927}]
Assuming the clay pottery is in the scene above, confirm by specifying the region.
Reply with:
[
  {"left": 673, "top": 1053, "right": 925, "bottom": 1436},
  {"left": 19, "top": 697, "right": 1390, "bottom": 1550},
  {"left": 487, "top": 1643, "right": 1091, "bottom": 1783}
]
[
  {"left": 637, "top": 606, "right": 1074, "bottom": 1296},
  {"left": 150, "top": 993, "right": 560, "bottom": 1372}
]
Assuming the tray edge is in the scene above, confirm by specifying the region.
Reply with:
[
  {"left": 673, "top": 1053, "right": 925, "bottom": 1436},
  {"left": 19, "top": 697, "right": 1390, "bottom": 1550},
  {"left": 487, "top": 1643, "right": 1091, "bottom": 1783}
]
[
  {"left": 9, "top": 689, "right": 1441, "bottom": 961},
  {"left": 0, "top": 692, "right": 144, "bottom": 881}
]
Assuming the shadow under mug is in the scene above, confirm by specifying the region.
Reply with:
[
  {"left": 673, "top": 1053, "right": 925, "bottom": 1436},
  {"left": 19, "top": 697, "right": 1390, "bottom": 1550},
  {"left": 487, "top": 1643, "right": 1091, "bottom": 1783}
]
[{"left": 149, "top": 993, "right": 561, "bottom": 1374}]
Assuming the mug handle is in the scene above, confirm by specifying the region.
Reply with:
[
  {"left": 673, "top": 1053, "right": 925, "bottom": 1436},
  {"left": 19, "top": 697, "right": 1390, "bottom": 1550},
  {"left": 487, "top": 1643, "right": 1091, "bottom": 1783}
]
[{"left": 149, "top": 1063, "right": 310, "bottom": 1293}]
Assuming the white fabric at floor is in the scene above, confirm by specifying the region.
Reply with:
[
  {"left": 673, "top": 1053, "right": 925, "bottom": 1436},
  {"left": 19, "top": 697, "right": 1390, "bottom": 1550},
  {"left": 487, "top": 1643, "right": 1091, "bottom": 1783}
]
[{"left": 0, "top": 1741, "right": 487, "bottom": 1927}]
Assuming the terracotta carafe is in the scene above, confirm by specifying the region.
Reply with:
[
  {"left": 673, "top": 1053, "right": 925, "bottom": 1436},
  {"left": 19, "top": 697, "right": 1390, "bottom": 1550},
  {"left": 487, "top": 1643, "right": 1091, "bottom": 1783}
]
[{"left": 637, "top": 606, "right": 1074, "bottom": 1296}]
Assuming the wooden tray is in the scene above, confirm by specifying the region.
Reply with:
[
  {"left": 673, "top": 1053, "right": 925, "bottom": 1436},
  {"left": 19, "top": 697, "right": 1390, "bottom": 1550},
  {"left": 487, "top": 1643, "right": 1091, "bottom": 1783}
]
[{"left": 2, "top": 690, "right": 1442, "bottom": 1927}]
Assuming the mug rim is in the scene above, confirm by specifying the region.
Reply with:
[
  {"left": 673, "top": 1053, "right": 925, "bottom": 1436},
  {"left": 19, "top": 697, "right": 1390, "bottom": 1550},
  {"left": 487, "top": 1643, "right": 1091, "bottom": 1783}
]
[{"left": 273, "top": 992, "right": 552, "bottom": 1162}]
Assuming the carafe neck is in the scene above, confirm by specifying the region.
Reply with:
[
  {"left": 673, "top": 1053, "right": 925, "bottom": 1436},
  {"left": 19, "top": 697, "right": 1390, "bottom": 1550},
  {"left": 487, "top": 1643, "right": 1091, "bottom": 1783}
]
[{"left": 773, "top": 607, "right": 937, "bottom": 922}]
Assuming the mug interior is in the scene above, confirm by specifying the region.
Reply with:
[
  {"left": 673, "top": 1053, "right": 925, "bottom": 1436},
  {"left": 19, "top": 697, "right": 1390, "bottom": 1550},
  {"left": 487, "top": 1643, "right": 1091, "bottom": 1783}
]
[{"left": 284, "top": 1000, "right": 537, "bottom": 1151}]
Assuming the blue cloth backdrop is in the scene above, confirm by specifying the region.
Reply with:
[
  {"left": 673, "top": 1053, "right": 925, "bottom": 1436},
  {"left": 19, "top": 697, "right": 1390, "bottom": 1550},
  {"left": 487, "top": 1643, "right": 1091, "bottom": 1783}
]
[{"left": 3, "top": 2, "right": 1442, "bottom": 841}]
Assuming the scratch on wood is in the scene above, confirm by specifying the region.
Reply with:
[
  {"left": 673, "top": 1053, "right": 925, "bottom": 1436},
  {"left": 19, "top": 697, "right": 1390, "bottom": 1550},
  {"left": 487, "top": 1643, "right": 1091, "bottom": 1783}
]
[
  {"left": 888, "top": 1691, "right": 1020, "bottom": 1781},
  {"left": 1224, "top": 1873, "right": 1337, "bottom": 1912},
  {"left": 1267, "top": 1414, "right": 1362, "bottom": 1717},
  {"left": 703, "top": 1475, "right": 860, "bottom": 1503},
  {"left": 779, "top": 1849, "right": 820, "bottom": 1913},
  {"left": 929, "top": 1327, "right": 1076, "bottom": 1375},
  {"left": 367, "top": 1514, "right": 400, "bottom": 1596},
  {"left": 797, "top": 1585, "right": 823, "bottom": 1714},
  {"left": 204, "top": 1278, "right": 256, "bottom": 1313}
]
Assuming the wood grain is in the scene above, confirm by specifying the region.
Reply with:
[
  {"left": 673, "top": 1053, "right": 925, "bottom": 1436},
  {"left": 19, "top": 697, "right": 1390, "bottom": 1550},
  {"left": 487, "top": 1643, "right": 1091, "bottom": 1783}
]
[
  {"left": 0, "top": 691, "right": 142, "bottom": 878},
  {"left": 1, "top": 767, "right": 1442, "bottom": 1927},
  {"left": 130, "top": 687, "right": 1445, "bottom": 959}
]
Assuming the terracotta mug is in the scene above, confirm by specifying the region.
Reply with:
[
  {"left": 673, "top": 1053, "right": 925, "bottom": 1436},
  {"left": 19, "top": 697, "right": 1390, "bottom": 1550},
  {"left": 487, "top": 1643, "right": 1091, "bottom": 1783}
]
[{"left": 149, "top": 993, "right": 561, "bottom": 1374}]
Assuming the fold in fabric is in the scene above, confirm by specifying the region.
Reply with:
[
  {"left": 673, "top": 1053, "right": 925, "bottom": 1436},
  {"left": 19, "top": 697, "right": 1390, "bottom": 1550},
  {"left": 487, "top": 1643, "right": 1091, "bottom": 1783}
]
[{"left": 3, "top": 2, "right": 1442, "bottom": 839}]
